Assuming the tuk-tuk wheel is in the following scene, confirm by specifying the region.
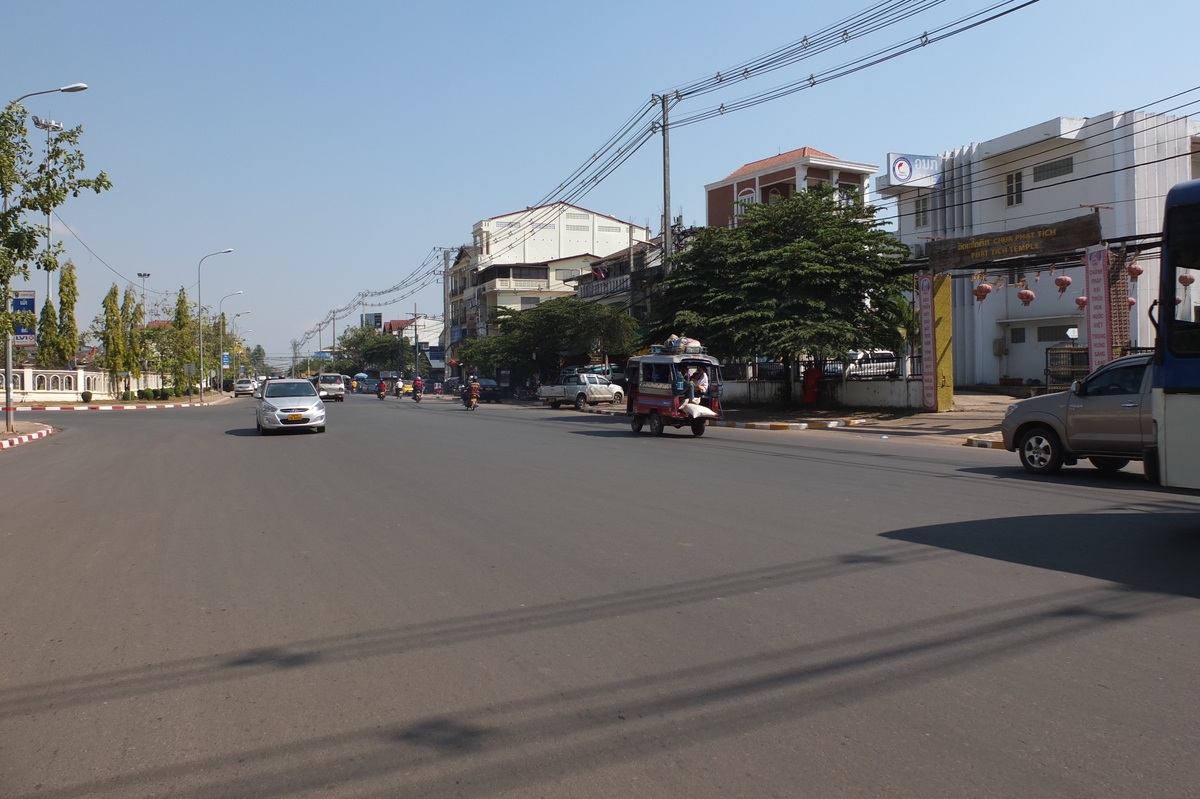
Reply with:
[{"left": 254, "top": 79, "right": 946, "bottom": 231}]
[
  {"left": 649, "top": 412, "right": 665, "bottom": 436},
  {"left": 691, "top": 420, "right": 706, "bottom": 437},
  {"left": 630, "top": 414, "right": 645, "bottom": 434}
]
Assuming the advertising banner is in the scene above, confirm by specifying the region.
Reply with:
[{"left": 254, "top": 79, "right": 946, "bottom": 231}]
[
  {"left": 12, "top": 291, "right": 35, "bottom": 346},
  {"left": 1084, "top": 245, "right": 1112, "bottom": 371},
  {"left": 918, "top": 274, "right": 937, "bottom": 410},
  {"left": 887, "top": 153, "right": 942, "bottom": 188}
]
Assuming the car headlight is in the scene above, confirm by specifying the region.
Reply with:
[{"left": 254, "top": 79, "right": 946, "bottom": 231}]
[
  {"left": 315, "top": 401, "right": 325, "bottom": 412},
  {"left": 1005, "top": 404, "right": 1018, "bottom": 417},
  {"left": 262, "top": 401, "right": 278, "bottom": 412}
]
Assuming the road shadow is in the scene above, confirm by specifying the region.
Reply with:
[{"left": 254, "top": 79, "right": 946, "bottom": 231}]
[
  {"left": 883, "top": 510, "right": 1200, "bottom": 598},
  {"left": 959, "top": 465, "right": 1161, "bottom": 492},
  {"left": 224, "top": 427, "right": 261, "bottom": 437}
]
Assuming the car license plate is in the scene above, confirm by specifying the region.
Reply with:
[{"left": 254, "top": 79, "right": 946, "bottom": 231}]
[{"left": 287, "top": 413, "right": 303, "bottom": 421}]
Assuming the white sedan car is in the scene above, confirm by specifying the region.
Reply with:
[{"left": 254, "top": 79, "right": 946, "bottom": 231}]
[{"left": 255, "top": 378, "right": 326, "bottom": 435}]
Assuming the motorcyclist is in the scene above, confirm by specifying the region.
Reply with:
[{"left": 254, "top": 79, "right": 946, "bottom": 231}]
[
  {"left": 412, "top": 375, "right": 425, "bottom": 398},
  {"left": 376, "top": 380, "right": 387, "bottom": 398},
  {"left": 394, "top": 376, "right": 405, "bottom": 397},
  {"left": 468, "top": 376, "right": 482, "bottom": 405}
]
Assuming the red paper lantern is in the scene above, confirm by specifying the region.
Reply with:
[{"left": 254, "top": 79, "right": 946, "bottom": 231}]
[
  {"left": 973, "top": 283, "right": 993, "bottom": 302},
  {"left": 1127, "top": 263, "right": 1144, "bottom": 282},
  {"left": 1017, "top": 289, "right": 1035, "bottom": 306},
  {"left": 1075, "top": 296, "right": 1088, "bottom": 309},
  {"left": 1054, "top": 275, "right": 1072, "bottom": 296},
  {"left": 1181, "top": 273, "right": 1196, "bottom": 287}
]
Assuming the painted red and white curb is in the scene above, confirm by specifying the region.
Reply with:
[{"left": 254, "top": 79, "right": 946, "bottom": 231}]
[
  {"left": 0, "top": 427, "right": 54, "bottom": 450},
  {"left": 14, "top": 402, "right": 210, "bottom": 412},
  {"left": 963, "top": 435, "right": 1005, "bottom": 448}
]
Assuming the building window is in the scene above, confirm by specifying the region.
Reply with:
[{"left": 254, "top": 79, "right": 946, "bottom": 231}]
[
  {"left": 914, "top": 195, "right": 930, "bottom": 228},
  {"left": 767, "top": 188, "right": 783, "bottom": 204},
  {"left": 495, "top": 221, "right": 520, "bottom": 228},
  {"left": 531, "top": 223, "right": 555, "bottom": 230},
  {"left": 565, "top": 224, "right": 590, "bottom": 232},
  {"left": 1037, "top": 325, "right": 1072, "bottom": 342},
  {"left": 565, "top": 212, "right": 589, "bottom": 220},
  {"left": 1006, "top": 171, "right": 1023, "bottom": 206},
  {"left": 555, "top": 268, "right": 579, "bottom": 280},
  {"left": 1011, "top": 327, "right": 1026, "bottom": 344},
  {"left": 597, "top": 225, "right": 621, "bottom": 233},
  {"left": 1033, "top": 157, "right": 1073, "bottom": 182},
  {"left": 521, "top": 297, "right": 540, "bottom": 309}
]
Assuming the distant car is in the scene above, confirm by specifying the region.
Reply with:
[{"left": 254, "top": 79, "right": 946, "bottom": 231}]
[
  {"left": 316, "top": 373, "right": 346, "bottom": 401},
  {"left": 477, "top": 378, "right": 502, "bottom": 403},
  {"left": 234, "top": 378, "right": 255, "bottom": 397},
  {"left": 1001, "top": 353, "right": 1152, "bottom": 475},
  {"left": 255, "top": 378, "right": 326, "bottom": 435}
]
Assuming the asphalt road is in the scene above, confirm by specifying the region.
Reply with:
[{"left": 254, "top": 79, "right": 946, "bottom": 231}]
[{"left": 2, "top": 395, "right": 1199, "bottom": 798}]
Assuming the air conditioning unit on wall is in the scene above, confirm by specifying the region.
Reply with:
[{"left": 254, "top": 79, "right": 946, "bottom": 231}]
[{"left": 993, "top": 338, "right": 1008, "bottom": 356}]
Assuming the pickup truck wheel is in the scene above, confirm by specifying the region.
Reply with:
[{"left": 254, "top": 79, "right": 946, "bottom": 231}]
[
  {"left": 550, "top": 400, "right": 561, "bottom": 409},
  {"left": 649, "top": 412, "right": 665, "bottom": 436},
  {"left": 1089, "top": 456, "right": 1129, "bottom": 472},
  {"left": 630, "top": 414, "right": 644, "bottom": 434},
  {"left": 575, "top": 394, "right": 587, "bottom": 411},
  {"left": 1018, "top": 426, "right": 1064, "bottom": 475}
]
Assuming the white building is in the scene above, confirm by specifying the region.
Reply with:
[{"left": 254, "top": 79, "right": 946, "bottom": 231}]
[
  {"left": 443, "top": 203, "right": 649, "bottom": 361},
  {"left": 878, "top": 111, "right": 1200, "bottom": 386}
]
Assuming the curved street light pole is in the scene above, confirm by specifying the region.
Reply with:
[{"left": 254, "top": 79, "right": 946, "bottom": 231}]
[
  {"left": 232, "top": 317, "right": 252, "bottom": 381},
  {"left": 196, "top": 249, "right": 233, "bottom": 403},
  {"left": 4, "top": 83, "right": 88, "bottom": 434},
  {"left": 217, "top": 291, "right": 243, "bottom": 393}
]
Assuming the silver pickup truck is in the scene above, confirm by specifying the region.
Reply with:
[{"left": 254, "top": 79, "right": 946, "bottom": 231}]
[{"left": 538, "top": 373, "right": 624, "bottom": 410}]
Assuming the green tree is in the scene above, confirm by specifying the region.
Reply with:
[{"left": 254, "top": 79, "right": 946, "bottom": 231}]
[
  {"left": 166, "top": 288, "right": 194, "bottom": 390},
  {"left": 479, "top": 297, "right": 640, "bottom": 380},
  {"left": 57, "top": 260, "right": 80, "bottom": 366},
  {"left": 98, "top": 284, "right": 124, "bottom": 393},
  {"left": 0, "top": 102, "right": 111, "bottom": 347},
  {"left": 249, "top": 344, "right": 267, "bottom": 374},
  {"left": 337, "top": 325, "right": 407, "bottom": 374},
  {"left": 36, "top": 297, "right": 60, "bottom": 366},
  {"left": 649, "top": 185, "right": 909, "bottom": 398},
  {"left": 121, "top": 285, "right": 144, "bottom": 382}
]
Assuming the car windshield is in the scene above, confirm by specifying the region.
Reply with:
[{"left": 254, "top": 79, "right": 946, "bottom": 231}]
[
  {"left": 319, "top": 376, "right": 341, "bottom": 384},
  {"left": 479, "top": 379, "right": 498, "bottom": 386},
  {"left": 265, "top": 382, "right": 318, "bottom": 398}
]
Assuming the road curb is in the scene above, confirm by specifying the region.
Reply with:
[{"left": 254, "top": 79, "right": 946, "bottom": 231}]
[
  {"left": 15, "top": 402, "right": 210, "bottom": 412},
  {"left": 0, "top": 426, "right": 54, "bottom": 450},
  {"left": 963, "top": 435, "right": 1005, "bottom": 448}
]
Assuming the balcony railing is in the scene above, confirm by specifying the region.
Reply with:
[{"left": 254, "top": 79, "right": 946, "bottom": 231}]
[
  {"left": 578, "top": 274, "right": 630, "bottom": 299},
  {"left": 477, "top": 278, "right": 549, "bottom": 293}
]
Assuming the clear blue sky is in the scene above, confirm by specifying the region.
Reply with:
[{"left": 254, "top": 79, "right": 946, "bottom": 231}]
[{"left": 6, "top": 0, "right": 1197, "bottom": 369}]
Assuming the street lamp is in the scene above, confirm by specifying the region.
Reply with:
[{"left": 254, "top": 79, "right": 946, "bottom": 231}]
[
  {"left": 217, "top": 291, "right": 243, "bottom": 393},
  {"left": 4, "top": 83, "right": 88, "bottom": 434},
  {"left": 196, "top": 249, "right": 233, "bottom": 403}
]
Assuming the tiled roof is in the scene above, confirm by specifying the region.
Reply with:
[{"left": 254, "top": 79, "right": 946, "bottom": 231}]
[{"left": 724, "top": 147, "right": 838, "bottom": 180}]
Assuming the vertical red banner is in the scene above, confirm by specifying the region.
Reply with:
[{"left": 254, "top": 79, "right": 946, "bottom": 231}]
[
  {"left": 1085, "top": 245, "right": 1111, "bottom": 371},
  {"left": 918, "top": 274, "right": 937, "bottom": 410}
]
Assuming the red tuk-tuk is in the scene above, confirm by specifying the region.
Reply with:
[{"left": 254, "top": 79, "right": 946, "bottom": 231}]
[{"left": 626, "top": 348, "right": 723, "bottom": 436}]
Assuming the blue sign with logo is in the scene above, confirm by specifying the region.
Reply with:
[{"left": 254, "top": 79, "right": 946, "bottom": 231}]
[
  {"left": 887, "top": 153, "right": 942, "bottom": 188},
  {"left": 12, "top": 291, "right": 35, "bottom": 345},
  {"left": 222, "top": 353, "right": 230, "bottom": 367}
]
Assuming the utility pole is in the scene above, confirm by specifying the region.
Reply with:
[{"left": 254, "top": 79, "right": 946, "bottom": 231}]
[
  {"left": 660, "top": 93, "right": 672, "bottom": 265},
  {"left": 413, "top": 303, "right": 421, "bottom": 379}
]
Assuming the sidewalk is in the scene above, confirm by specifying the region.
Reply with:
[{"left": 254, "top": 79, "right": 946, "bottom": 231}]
[
  {"left": 0, "top": 420, "right": 55, "bottom": 450},
  {"left": 565, "top": 390, "right": 1010, "bottom": 447}
]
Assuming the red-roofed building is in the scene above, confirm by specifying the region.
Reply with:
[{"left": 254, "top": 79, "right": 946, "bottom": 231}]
[{"left": 704, "top": 147, "right": 878, "bottom": 228}]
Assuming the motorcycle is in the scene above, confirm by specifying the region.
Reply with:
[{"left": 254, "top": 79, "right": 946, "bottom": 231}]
[
  {"left": 412, "top": 387, "right": 423, "bottom": 403},
  {"left": 377, "top": 387, "right": 387, "bottom": 400},
  {"left": 462, "top": 391, "right": 478, "bottom": 411}
]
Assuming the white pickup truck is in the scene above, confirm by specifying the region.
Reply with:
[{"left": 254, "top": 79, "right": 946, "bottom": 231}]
[{"left": 539, "top": 373, "right": 624, "bottom": 410}]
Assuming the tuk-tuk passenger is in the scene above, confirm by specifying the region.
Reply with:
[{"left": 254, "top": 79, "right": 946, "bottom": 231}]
[{"left": 685, "top": 365, "right": 709, "bottom": 404}]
